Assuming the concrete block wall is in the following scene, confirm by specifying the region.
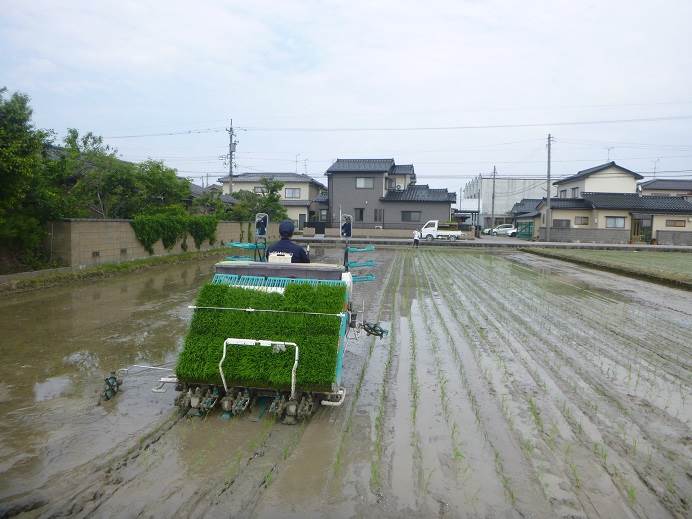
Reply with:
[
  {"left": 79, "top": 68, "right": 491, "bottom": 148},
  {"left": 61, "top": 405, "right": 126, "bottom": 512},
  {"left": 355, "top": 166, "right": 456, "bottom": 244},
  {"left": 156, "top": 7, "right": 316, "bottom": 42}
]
[
  {"left": 656, "top": 230, "right": 692, "bottom": 246},
  {"left": 539, "top": 227, "right": 630, "bottom": 243},
  {"left": 46, "top": 219, "right": 281, "bottom": 268}
]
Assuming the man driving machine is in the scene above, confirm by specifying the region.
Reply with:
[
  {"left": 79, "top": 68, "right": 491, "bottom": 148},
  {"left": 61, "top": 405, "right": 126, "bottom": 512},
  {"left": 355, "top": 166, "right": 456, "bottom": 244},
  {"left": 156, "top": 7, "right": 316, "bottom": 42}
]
[{"left": 266, "top": 220, "right": 310, "bottom": 263}]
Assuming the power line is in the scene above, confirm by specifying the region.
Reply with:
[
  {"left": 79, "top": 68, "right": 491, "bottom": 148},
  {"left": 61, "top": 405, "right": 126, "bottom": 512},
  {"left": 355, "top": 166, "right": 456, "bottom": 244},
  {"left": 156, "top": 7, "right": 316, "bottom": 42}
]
[
  {"left": 238, "top": 114, "right": 692, "bottom": 133},
  {"left": 101, "top": 114, "right": 692, "bottom": 139}
]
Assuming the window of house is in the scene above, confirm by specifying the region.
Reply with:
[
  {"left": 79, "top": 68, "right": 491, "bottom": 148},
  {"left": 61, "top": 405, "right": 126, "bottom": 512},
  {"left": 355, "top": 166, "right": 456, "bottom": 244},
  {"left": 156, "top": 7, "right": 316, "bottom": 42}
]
[
  {"left": 665, "top": 219, "right": 686, "bottom": 227},
  {"left": 559, "top": 190, "right": 567, "bottom": 198},
  {"left": 355, "top": 208, "right": 364, "bottom": 222},
  {"left": 284, "top": 187, "right": 301, "bottom": 199},
  {"left": 319, "top": 209, "right": 328, "bottom": 221},
  {"left": 254, "top": 186, "right": 266, "bottom": 194},
  {"left": 575, "top": 216, "right": 589, "bottom": 225},
  {"left": 571, "top": 187, "right": 579, "bottom": 197},
  {"left": 401, "top": 211, "right": 421, "bottom": 222},
  {"left": 374, "top": 208, "right": 384, "bottom": 222},
  {"left": 606, "top": 216, "right": 626, "bottom": 228},
  {"left": 356, "top": 177, "right": 374, "bottom": 189},
  {"left": 552, "top": 219, "right": 570, "bottom": 228}
]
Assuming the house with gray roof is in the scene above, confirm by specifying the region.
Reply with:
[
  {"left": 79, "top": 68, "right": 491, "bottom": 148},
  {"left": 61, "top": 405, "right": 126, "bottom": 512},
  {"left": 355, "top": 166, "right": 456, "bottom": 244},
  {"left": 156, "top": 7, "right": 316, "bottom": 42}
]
[
  {"left": 325, "top": 158, "right": 456, "bottom": 229},
  {"left": 527, "top": 192, "right": 692, "bottom": 244},
  {"left": 553, "top": 161, "right": 642, "bottom": 198},
  {"left": 218, "top": 172, "right": 327, "bottom": 228},
  {"left": 639, "top": 179, "right": 692, "bottom": 199}
]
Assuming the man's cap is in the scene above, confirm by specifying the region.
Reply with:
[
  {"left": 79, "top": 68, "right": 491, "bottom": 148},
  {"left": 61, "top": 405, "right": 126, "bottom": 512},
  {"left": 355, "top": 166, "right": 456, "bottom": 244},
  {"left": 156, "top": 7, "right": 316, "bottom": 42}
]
[{"left": 279, "top": 220, "right": 295, "bottom": 237}]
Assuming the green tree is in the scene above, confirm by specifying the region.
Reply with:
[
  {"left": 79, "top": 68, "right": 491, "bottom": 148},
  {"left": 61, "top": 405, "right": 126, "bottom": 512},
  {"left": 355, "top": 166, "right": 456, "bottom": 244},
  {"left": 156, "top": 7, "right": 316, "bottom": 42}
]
[
  {"left": 0, "top": 88, "right": 58, "bottom": 265},
  {"left": 229, "top": 178, "right": 288, "bottom": 222},
  {"left": 136, "top": 160, "right": 190, "bottom": 213},
  {"left": 192, "top": 189, "right": 225, "bottom": 216},
  {"left": 61, "top": 129, "right": 143, "bottom": 218}
]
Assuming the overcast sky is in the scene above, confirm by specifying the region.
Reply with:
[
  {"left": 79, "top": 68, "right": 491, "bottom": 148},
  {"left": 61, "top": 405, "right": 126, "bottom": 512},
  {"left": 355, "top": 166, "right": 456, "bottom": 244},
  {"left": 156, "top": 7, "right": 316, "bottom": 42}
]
[{"left": 3, "top": 0, "right": 692, "bottom": 201}]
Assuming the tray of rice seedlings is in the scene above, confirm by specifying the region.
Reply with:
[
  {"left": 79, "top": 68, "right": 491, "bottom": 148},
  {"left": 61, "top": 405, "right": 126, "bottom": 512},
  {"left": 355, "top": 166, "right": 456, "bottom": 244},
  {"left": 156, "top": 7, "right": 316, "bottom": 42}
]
[{"left": 173, "top": 282, "right": 349, "bottom": 422}]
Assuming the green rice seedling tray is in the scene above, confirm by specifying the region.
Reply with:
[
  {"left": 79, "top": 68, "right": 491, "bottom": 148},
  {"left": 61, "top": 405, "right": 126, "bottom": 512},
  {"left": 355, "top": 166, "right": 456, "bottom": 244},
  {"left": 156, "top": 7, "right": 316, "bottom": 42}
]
[{"left": 176, "top": 283, "right": 347, "bottom": 392}]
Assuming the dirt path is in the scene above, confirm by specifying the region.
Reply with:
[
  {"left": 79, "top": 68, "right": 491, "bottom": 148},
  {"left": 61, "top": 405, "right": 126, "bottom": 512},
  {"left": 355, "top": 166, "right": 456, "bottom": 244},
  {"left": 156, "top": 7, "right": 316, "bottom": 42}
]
[{"left": 1, "top": 249, "right": 689, "bottom": 518}]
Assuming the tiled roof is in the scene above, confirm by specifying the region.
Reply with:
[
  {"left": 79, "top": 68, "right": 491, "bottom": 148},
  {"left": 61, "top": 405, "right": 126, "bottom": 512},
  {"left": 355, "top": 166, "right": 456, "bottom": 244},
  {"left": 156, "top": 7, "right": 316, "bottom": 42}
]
[
  {"left": 581, "top": 192, "right": 692, "bottom": 212},
  {"left": 217, "top": 172, "right": 326, "bottom": 189},
  {"left": 537, "top": 198, "right": 592, "bottom": 209},
  {"left": 280, "top": 200, "right": 312, "bottom": 206},
  {"left": 554, "top": 162, "right": 643, "bottom": 185},
  {"left": 639, "top": 179, "right": 692, "bottom": 191},
  {"left": 189, "top": 183, "right": 235, "bottom": 204},
  {"left": 382, "top": 184, "right": 456, "bottom": 203},
  {"left": 392, "top": 164, "right": 415, "bottom": 175},
  {"left": 326, "top": 158, "right": 395, "bottom": 173},
  {"left": 511, "top": 198, "right": 542, "bottom": 215},
  {"left": 313, "top": 192, "right": 328, "bottom": 204},
  {"left": 516, "top": 210, "right": 540, "bottom": 219}
]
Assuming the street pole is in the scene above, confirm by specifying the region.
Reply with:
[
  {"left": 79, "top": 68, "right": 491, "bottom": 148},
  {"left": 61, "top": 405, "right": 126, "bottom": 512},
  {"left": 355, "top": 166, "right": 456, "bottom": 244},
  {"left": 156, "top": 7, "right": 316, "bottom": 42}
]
[
  {"left": 490, "top": 166, "right": 497, "bottom": 230},
  {"left": 546, "top": 133, "right": 552, "bottom": 242},
  {"left": 477, "top": 174, "right": 482, "bottom": 230},
  {"left": 226, "top": 119, "right": 236, "bottom": 194}
]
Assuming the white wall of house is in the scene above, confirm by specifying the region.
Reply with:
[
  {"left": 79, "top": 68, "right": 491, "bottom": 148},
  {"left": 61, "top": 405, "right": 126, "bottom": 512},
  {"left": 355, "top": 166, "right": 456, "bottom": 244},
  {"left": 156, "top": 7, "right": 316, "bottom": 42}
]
[
  {"left": 652, "top": 214, "right": 691, "bottom": 233},
  {"left": 555, "top": 167, "right": 639, "bottom": 197},
  {"left": 555, "top": 181, "right": 586, "bottom": 198},
  {"left": 585, "top": 168, "right": 638, "bottom": 192}
]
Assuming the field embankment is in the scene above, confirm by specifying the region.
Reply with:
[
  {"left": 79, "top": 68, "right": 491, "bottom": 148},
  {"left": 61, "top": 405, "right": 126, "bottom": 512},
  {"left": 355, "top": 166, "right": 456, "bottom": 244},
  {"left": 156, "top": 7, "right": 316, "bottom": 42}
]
[{"left": 522, "top": 247, "right": 692, "bottom": 289}]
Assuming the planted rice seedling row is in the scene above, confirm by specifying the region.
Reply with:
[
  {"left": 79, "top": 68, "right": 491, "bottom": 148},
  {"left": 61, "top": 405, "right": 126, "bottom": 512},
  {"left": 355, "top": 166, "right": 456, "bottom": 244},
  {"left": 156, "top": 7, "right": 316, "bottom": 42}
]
[
  {"left": 423, "top": 254, "right": 587, "bottom": 515},
  {"left": 416, "top": 255, "right": 532, "bottom": 508},
  {"left": 436, "top": 253, "right": 688, "bottom": 519}
]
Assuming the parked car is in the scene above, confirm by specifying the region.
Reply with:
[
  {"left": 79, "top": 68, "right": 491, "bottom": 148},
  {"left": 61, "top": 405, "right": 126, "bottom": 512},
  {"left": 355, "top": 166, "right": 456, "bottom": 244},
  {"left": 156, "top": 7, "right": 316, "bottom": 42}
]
[
  {"left": 420, "top": 220, "right": 465, "bottom": 241},
  {"left": 481, "top": 227, "right": 493, "bottom": 235},
  {"left": 491, "top": 224, "right": 517, "bottom": 237}
]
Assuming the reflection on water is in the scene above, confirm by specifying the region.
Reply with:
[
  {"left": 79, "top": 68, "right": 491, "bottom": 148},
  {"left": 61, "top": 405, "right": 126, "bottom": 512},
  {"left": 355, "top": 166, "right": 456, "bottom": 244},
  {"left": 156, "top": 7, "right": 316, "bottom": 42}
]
[{"left": 0, "top": 257, "right": 219, "bottom": 501}]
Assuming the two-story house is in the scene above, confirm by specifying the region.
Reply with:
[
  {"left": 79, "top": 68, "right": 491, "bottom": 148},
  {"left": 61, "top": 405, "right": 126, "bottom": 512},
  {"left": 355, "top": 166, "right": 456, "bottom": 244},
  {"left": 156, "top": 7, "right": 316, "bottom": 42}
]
[
  {"left": 218, "top": 172, "right": 327, "bottom": 229},
  {"left": 514, "top": 162, "right": 692, "bottom": 244},
  {"left": 553, "top": 161, "right": 641, "bottom": 198},
  {"left": 326, "top": 159, "right": 456, "bottom": 229}
]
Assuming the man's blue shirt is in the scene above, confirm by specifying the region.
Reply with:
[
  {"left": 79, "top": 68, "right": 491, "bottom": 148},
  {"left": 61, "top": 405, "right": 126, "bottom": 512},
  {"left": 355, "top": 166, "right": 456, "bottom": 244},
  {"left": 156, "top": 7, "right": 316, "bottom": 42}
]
[{"left": 266, "top": 238, "right": 310, "bottom": 263}]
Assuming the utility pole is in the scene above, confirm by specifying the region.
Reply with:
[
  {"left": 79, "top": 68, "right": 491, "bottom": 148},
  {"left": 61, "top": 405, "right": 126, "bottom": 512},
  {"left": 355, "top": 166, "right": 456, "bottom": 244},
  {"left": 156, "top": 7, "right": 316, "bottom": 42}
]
[
  {"left": 295, "top": 154, "right": 300, "bottom": 174},
  {"left": 226, "top": 119, "right": 236, "bottom": 194},
  {"left": 477, "top": 174, "right": 482, "bottom": 231},
  {"left": 490, "top": 166, "right": 497, "bottom": 230},
  {"left": 546, "top": 133, "right": 553, "bottom": 242}
]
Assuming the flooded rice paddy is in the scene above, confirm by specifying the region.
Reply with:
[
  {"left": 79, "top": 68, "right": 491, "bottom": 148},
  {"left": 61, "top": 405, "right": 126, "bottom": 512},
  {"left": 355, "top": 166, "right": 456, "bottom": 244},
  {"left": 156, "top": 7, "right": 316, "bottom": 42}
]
[{"left": 0, "top": 248, "right": 690, "bottom": 518}]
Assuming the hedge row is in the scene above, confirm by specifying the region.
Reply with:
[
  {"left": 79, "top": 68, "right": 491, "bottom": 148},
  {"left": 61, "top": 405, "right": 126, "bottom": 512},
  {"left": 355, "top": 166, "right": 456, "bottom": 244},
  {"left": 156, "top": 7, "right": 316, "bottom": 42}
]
[
  {"left": 176, "top": 283, "right": 347, "bottom": 391},
  {"left": 131, "top": 214, "right": 218, "bottom": 254}
]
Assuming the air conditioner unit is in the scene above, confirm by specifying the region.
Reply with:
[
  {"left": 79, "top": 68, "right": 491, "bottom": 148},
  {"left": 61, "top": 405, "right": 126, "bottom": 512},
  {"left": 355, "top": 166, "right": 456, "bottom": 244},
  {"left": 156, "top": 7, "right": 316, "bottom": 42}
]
[{"left": 396, "top": 185, "right": 402, "bottom": 190}]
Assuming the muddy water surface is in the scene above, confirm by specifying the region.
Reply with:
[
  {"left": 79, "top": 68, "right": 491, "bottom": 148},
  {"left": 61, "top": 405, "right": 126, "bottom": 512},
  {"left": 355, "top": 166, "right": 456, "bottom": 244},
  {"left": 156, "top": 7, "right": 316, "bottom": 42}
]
[{"left": 1, "top": 248, "right": 690, "bottom": 519}]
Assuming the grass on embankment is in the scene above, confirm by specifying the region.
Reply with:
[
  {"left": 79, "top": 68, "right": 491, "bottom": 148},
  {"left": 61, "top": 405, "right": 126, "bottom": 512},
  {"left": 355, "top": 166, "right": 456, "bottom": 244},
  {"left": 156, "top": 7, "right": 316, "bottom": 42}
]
[
  {"left": 522, "top": 248, "right": 692, "bottom": 290},
  {"left": 0, "top": 248, "right": 229, "bottom": 294}
]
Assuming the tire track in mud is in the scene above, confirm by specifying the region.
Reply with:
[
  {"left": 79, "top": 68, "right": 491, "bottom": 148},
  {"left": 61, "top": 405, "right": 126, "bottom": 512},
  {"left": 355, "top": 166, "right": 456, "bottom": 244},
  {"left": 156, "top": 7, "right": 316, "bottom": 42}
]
[
  {"left": 432, "top": 251, "right": 689, "bottom": 518},
  {"left": 386, "top": 253, "right": 422, "bottom": 511},
  {"left": 449, "top": 253, "right": 691, "bottom": 517},
  {"left": 250, "top": 250, "right": 402, "bottom": 519}
]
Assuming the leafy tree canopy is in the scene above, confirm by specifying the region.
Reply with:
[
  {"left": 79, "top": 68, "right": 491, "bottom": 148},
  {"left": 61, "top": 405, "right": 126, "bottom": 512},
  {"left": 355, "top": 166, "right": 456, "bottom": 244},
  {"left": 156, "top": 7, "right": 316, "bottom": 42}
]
[{"left": 229, "top": 178, "right": 288, "bottom": 222}]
